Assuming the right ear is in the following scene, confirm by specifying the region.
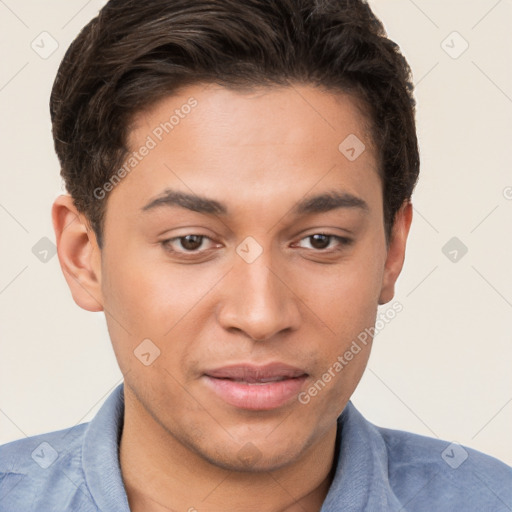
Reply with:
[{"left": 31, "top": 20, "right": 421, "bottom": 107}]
[{"left": 51, "top": 195, "right": 104, "bottom": 312}]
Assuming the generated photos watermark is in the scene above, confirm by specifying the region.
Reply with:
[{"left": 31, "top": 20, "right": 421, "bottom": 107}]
[
  {"left": 93, "top": 97, "right": 198, "bottom": 200},
  {"left": 298, "top": 301, "right": 403, "bottom": 405}
]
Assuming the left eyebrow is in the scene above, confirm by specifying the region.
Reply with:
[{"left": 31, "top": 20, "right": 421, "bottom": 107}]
[{"left": 292, "top": 191, "right": 369, "bottom": 216}]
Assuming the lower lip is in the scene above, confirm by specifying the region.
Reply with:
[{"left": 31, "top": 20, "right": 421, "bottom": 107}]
[{"left": 203, "top": 375, "right": 307, "bottom": 411}]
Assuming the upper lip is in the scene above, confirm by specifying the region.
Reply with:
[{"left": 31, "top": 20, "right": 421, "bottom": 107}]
[{"left": 204, "top": 363, "right": 308, "bottom": 382}]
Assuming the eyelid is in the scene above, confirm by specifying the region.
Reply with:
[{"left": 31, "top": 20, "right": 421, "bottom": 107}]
[
  {"left": 293, "top": 233, "right": 353, "bottom": 251},
  {"left": 161, "top": 234, "right": 219, "bottom": 253}
]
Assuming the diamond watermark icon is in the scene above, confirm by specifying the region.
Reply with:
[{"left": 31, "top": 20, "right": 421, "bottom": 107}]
[
  {"left": 338, "top": 134, "right": 366, "bottom": 162},
  {"left": 31, "top": 441, "right": 58, "bottom": 469},
  {"left": 134, "top": 338, "right": 161, "bottom": 366},
  {"left": 236, "top": 236, "right": 263, "bottom": 264},
  {"left": 441, "top": 31, "right": 469, "bottom": 60},
  {"left": 31, "top": 31, "right": 59, "bottom": 59},
  {"left": 237, "top": 442, "right": 262, "bottom": 467},
  {"left": 32, "top": 237, "right": 57, "bottom": 263},
  {"left": 441, "top": 442, "right": 468, "bottom": 469},
  {"left": 442, "top": 237, "right": 468, "bottom": 263}
]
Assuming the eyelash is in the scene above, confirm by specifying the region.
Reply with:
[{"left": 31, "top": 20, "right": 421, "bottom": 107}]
[{"left": 160, "top": 233, "right": 352, "bottom": 258}]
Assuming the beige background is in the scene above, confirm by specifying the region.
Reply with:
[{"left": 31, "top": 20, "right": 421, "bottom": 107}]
[{"left": 1, "top": 0, "right": 511, "bottom": 466}]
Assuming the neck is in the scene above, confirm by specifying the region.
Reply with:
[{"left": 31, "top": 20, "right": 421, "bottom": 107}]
[{"left": 119, "top": 391, "right": 337, "bottom": 512}]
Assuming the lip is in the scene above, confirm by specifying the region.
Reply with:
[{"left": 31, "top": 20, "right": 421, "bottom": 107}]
[{"left": 202, "top": 363, "right": 308, "bottom": 411}]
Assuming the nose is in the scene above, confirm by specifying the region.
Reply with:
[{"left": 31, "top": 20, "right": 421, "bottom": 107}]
[{"left": 216, "top": 250, "right": 301, "bottom": 341}]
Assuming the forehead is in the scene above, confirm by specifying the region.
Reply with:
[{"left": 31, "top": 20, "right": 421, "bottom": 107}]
[
  {"left": 130, "top": 82, "right": 375, "bottom": 155},
  {"left": 110, "top": 83, "right": 381, "bottom": 220}
]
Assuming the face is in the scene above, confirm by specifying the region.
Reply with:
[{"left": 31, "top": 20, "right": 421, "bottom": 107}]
[{"left": 56, "top": 83, "right": 410, "bottom": 472}]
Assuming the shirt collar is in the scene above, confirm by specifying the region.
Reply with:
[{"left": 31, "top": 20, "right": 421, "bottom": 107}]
[
  {"left": 82, "top": 383, "right": 130, "bottom": 512},
  {"left": 321, "top": 401, "right": 402, "bottom": 510}
]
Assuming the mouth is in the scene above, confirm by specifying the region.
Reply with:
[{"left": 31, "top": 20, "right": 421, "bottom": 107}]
[{"left": 202, "top": 363, "right": 308, "bottom": 411}]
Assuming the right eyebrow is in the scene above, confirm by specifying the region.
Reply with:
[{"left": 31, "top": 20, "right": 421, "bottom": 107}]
[{"left": 141, "top": 189, "right": 228, "bottom": 215}]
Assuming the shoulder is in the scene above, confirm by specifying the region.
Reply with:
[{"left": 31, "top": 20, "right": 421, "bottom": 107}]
[
  {"left": 0, "top": 423, "right": 87, "bottom": 473},
  {"left": 376, "top": 424, "right": 512, "bottom": 510},
  {"left": 0, "top": 423, "right": 98, "bottom": 511}
]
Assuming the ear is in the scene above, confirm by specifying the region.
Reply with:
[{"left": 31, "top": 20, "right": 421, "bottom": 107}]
[
  {"left": 378, "top": 201, "right": 413, "bottom": 305},
  {"left": 52, "top": 195, "right": 104, "bottom": 312}
]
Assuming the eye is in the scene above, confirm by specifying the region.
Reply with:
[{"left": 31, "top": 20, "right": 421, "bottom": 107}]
[
  {"left": 162, "top": 235, "right": 215, "bottom": 253},
  {"left": 295, "top": 233, "right": 351, "bottom": 251}
]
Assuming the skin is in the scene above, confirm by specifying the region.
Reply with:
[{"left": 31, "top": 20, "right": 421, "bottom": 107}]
[{"left": 52, "top": 83, "right": 412, "bottom": 512}]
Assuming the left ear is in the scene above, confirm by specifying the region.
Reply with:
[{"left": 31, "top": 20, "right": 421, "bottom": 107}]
[{"left": 379, "top": 201, "right": 413, "bottom": 305}]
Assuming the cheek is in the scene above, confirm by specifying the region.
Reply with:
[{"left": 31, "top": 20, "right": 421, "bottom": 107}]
[
  {"left": 292, "top": 235, "right": 385, "bottom": 406},
  {"left": 99, "top": 248, "right": 172, "bottom": 370},
  {"left": 102, "top": 247, "right": 202, "bottom": 329},
  {"left": 100, "top": 249, "right": 225, "bottom": 369},
  {"left": 298, "top": 245, "right": 385, "bottom": 335}
]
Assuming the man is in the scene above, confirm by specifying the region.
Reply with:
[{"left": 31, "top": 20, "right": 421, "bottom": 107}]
[{"left": 1, "top": 0, "right": 511, "bottom": 510}]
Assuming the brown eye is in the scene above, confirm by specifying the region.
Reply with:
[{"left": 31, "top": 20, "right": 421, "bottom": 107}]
[
  {"left": 179, "top": 235, "right": 204, "bottom": 251},
  {"left": 295, "top": 233, "right": 352, "bottom": 252},
  {"left": 161, "top": 234, "right": 213, "bottom": 255},
  {"left": 309, "top": 234, "right": 331, "bottom": 250}
]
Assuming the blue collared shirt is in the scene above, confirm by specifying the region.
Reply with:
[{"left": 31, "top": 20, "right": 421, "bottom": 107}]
[{"left": 1, "top": 383, "right": 511, "bottom": 511}]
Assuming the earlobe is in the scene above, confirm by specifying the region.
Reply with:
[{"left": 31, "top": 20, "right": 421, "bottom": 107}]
[
  {"left": 378, "top": 201, "right": 413, "bottom": 305},
  {"left": 52, "top": 195, "right": 104, "bottom": 312}
]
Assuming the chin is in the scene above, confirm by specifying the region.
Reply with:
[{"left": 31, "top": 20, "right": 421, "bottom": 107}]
[{"left": 203, "top": 445, "right": 302, "bottom": 473}]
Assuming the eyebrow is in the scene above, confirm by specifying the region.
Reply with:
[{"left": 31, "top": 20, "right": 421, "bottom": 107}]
[
  {"left": 141, "top": 188, "right": 369, "bottom": 216},
  {"left": 142, "top": 189, "right": 227, "bottom": 215},
  {"left": 293, "top": 191, "right": 368, "bottom": 215}
]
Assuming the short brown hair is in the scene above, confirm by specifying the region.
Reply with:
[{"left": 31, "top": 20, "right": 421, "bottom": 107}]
[{"left": 50, "top": 0, "right": 419, "bottom": 247}]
